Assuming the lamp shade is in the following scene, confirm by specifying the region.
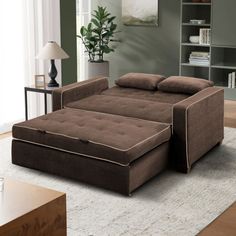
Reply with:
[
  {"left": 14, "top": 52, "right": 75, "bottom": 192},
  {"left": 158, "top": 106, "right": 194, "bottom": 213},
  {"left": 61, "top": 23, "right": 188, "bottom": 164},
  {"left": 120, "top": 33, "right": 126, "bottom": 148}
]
[{"left": 37, "top": 41, "right": 69, "bottom": 60}]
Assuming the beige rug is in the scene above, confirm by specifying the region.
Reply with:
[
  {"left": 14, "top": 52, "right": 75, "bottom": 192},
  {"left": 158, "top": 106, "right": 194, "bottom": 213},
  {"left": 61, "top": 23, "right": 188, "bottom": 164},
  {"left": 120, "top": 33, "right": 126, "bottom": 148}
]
[{"left": 1, "top": 127, "right": 236, "bottom": 236}]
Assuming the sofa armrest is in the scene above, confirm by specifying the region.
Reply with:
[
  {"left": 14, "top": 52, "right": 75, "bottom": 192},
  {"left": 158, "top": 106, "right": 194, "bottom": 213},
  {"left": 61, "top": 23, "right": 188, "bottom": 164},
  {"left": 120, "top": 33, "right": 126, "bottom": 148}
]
[
  {"left": 172, "top": 87, "right": 224, "bottom": 173},
  {"left": 52, "top": 77, "right": 108, "bottom": 111}
]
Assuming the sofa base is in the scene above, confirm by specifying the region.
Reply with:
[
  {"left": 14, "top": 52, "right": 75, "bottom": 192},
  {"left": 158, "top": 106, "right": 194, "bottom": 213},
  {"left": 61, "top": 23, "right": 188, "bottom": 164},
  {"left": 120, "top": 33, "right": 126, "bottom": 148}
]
[
  {"left": 12, "top": 140, "right": 169, "bottom": 195},
  {"left": 174, "top": 139, "right": 224, "bottom": 174}
]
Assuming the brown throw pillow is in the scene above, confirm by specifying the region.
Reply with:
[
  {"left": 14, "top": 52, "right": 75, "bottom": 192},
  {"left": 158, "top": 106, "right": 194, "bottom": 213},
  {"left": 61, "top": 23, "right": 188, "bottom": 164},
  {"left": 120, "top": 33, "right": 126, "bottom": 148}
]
[
  {"left": 115, "top": 73, "right": 166, "bottom": 91},
  {"left": 158, "top": 76, "right": 214, "bottom": 94}
]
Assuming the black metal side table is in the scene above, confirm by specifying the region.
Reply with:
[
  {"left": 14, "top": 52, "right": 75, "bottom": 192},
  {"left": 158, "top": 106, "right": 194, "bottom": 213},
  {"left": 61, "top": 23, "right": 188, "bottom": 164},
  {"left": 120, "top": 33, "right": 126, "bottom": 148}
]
[{"left": 24, "top": 86, "right": 59, "bottom": 120}]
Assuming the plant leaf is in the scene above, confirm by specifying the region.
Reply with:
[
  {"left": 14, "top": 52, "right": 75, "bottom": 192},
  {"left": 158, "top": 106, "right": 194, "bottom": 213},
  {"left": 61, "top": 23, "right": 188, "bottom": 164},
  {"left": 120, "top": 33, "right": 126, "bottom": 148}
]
[{"left": 91, "top": 19, "right": 100, "bottom": 28}]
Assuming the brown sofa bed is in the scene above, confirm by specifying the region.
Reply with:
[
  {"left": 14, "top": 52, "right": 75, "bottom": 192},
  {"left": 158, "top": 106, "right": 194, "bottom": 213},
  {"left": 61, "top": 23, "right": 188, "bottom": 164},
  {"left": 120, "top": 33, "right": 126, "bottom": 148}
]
[{"left": 12, "top": 74, "right": 224, "bottom": 195}]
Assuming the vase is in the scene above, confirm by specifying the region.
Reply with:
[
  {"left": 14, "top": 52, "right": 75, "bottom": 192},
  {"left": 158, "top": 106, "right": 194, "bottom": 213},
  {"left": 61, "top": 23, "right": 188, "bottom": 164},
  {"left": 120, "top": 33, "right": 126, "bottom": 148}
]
[{"left": 87, "top": 61, "right": 109, "bottom": 79}]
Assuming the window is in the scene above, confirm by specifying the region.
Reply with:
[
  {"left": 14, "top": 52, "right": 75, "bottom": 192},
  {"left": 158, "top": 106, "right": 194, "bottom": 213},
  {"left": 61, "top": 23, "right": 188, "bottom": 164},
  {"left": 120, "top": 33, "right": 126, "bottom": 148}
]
[{"left": 76, "top": 0, "right": 91, "bottom": 81}]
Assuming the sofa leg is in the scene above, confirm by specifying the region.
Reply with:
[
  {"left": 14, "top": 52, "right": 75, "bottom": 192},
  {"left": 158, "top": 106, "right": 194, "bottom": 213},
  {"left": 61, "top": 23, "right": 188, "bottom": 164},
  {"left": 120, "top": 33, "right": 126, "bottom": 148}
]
[
  {"left": 176, "top": 165, "right": 191, "bottom": 174},
  {"left": 217, "top": 140, "right": 223, "bottom": 146}
]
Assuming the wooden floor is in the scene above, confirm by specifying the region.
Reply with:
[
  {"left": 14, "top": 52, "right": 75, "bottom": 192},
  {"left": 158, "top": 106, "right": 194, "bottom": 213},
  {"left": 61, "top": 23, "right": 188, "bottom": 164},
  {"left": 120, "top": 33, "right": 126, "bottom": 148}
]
[
  {"left": 199, "top": 201, "right": 236, "bottom": 236},
  {"left": 0, "top": 132, "right": 11, "bottom": 140},
  {"left": 0, "top": 100, "right": 236, "bottom": 140},
  {"left": 224, "top": 100, "right": 236, "bottom": 128}
]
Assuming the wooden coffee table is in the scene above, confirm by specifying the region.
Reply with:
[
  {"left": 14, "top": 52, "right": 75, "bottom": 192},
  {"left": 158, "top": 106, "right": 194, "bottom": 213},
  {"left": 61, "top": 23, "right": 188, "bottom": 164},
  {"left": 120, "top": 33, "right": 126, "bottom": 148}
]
[
  {"left": 0, "top": 178, "right": 66, "bottom": 236},
  {"left": 198, "top": 201, "right": 236, "bottom": 236}
]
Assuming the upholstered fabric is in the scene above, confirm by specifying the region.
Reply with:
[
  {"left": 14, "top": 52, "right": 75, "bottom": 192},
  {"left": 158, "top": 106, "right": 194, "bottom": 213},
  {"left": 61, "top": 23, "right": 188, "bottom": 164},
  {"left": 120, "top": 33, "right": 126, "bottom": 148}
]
[
  {"left": 66, "top": 95, "right": 173, "bottom": 123},
  {"left": 13, "top": 108, "right": 171, "bottom": 166},
  {"left": 172, "top": 87, "right": 224, "bottom": 173},
  {"left": 115, "top": 73, "right": 166, "bottom": 91},
  {"left": 102, "top": 86, "right": 190, "bottom": 104},
  {"left": 52, "top": 77, "right": 108, "bottom": 111},
  {"left": 12, "top": 140, "right": 169, "bottom": 195},
  {"left": 158, "top": 76, "right": 214, "bottom": 95}
]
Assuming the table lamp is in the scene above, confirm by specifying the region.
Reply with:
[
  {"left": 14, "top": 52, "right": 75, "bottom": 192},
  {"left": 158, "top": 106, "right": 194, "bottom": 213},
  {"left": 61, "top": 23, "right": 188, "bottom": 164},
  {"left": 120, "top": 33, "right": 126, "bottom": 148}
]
[{"left": 37, "top": 41, "right": 69, "bottom": 87}]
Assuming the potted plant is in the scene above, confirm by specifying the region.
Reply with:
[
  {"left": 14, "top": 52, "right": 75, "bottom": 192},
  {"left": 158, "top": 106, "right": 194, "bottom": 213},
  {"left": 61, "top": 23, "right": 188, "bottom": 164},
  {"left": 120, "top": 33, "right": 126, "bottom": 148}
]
[{"left": 77, "top": 6, "right": 119, "bottom": 78}]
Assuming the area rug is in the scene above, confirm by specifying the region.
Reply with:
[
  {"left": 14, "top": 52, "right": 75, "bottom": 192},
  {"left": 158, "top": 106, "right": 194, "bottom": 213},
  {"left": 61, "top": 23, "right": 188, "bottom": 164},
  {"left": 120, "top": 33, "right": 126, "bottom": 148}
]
[{"left": 1, "top": 128, "right": 236, "bottom": 236}]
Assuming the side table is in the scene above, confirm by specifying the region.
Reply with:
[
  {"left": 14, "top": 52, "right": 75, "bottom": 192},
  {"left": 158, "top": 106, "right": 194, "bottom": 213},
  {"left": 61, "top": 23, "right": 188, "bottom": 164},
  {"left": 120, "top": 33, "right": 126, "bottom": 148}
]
[{"left": 24, "top": 86, "right": 59, "bottom": 120}]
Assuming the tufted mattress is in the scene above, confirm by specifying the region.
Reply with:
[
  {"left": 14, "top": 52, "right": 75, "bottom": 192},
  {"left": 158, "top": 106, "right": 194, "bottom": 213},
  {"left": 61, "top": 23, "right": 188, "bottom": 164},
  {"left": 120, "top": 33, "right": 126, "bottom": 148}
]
[
  {"left": 66, "top": 95, "right": 173, "bottom": 123},
  {"left": 13, "top": 108, "right": 171, "bottom": 166}
]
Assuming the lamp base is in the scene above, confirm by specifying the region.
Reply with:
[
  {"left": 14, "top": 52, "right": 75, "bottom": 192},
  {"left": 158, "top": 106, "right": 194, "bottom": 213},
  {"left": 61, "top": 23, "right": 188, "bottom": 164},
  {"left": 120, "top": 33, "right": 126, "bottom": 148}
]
[
  {"left": 47, "top": 79, "right": 59, "bottom": 87},
  {"left": 48, "top": 59, "right": 59, "bottom": 87}
]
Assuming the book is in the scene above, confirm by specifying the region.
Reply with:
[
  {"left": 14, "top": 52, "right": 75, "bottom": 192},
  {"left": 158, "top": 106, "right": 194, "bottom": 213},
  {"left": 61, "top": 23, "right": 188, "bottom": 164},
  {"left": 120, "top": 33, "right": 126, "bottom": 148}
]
[
  {"left": 232, "top": 72, "right": 235, "bottom": 88},
  {"left": 228, "top": 73, "right": 232, "bottom": 88},
  {"left": 189, "top": 51, "right": 210, "bottom": 65},
  {"left": 190, "top": 51, "right": 210, "bottom": 57},
  {"left": 189, "top": 60, "right": 209, "bottom": 66},
  {"left": 189, "top": 56, "right": 209, "bottom": 60},
  {"left": 199, "top": 28, "right": 211, "bottom": 45}
]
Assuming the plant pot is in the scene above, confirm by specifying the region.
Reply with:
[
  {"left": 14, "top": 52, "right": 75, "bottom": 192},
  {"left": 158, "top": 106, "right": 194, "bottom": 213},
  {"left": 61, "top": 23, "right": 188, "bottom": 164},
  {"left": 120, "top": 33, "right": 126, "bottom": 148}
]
[{"left": 87, "top": 61, "right": 109, "bottom": 78}]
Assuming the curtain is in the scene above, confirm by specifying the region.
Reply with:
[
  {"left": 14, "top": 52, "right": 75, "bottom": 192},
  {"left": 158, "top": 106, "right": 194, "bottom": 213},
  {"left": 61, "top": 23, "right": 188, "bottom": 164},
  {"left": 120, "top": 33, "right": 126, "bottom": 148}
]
[
  {"left": 0, "top": 0, "right": 61, "bottom": 134},
  {"left": 0, "top": 0, "right": 25, "bottom": 133}
]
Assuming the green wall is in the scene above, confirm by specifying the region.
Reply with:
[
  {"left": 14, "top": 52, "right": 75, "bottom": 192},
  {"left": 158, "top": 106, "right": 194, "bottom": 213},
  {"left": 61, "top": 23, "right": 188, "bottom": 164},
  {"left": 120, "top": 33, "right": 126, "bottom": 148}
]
[
  {"left": 60, "top": 0, "right": 77, "bottom": 85},
  {"left": 60, "top": 0, "right": 180, "bottom": 85},
  {"left": 92, "top": 0, "right": 180, "bottom": 84}
]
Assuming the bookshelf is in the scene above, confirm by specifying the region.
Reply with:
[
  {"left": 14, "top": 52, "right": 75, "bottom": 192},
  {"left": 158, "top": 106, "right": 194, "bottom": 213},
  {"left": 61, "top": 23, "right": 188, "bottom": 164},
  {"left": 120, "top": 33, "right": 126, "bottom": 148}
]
[{"left": 180, "top": 0, "right": 236, "bottom": 100}]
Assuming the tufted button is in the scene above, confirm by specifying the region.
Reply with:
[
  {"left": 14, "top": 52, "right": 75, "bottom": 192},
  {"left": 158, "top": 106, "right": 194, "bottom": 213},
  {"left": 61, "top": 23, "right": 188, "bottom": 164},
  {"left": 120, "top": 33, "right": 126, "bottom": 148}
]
[{"left": 118, "top": 131, "right": 125, "bottom": 135}]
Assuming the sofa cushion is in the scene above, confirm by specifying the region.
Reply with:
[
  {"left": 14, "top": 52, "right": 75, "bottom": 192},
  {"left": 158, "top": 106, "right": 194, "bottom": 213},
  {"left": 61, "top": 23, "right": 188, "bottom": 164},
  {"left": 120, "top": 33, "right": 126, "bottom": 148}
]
[
  {"left": 158, "top": 76, "right": 214, "bottom": 95},
  {"left": 115, "top": 73, "right": 166, "bottom": 91},
  {"left": 66, "top": 95, "right": 173, "bottom": 123},
  {"left": 13, "top": 109, "right": 171, "bottom": 166},
  {"left": 102, "top": 86, "right": 190, "bottom": 104}
]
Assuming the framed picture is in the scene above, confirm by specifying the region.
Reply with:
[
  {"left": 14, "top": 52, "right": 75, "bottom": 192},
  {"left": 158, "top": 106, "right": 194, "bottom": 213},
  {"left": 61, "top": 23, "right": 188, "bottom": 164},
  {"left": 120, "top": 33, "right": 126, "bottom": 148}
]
[
  {"left": 34, "top": 75, "right": 46, "bottom": 88},
  {"left": 122, "top": 0, "right": 158, "bottom": 26}
]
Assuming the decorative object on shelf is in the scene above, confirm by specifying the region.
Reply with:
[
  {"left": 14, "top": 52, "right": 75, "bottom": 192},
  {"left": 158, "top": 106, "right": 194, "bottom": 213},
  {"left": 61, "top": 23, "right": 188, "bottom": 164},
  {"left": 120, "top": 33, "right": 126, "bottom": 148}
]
[
  {"left": 199, "top": 28, "right": 211, "bottom": 45},
  {"left": 34, "top": 75, "right": 46, "bottom": 88},
  {"left": 190, "top": 19, "right": 206, "bottom": 24},
  {"left": 189, "top": 36, "right": 200, "bottom": 44},
  {"left": 77, "top": 6, "right": 120, "bottom": 78},
  {"left": 122, "top": 0, "right": 158, "bottom": 26},
  {"left": 228, "top": 72, "right": 236, "bottom": 88},
  {"left": 189, "top": 51, "right": 210, "bottom": 66},
  {"left": 37, "top": 41, "right": 69, "bottom": 87}
]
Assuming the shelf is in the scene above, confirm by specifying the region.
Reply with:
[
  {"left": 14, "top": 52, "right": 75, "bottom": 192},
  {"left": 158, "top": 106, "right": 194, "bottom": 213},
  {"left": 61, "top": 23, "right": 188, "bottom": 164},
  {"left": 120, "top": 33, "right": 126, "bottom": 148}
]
[
  {"left": 211, "top": 47, "right": 236, "bottom": 70},
  {"left": 181, "top": 63, "right": 210, "bottom": 68},
  {"left": 215, "top": 86, "right": 236, "bottom": 99},
  {"left": 182, "top": 3, "right": 211, "bottom": 6},
  {"left": 211, "top": 45, "right": 236, "bottom": 49},
  {"left": 211, "top": 63, "right": 236, "bottom": 70},
  {"left": 216, "top": 86, "right": 236, "bottom": 90},
  {"left": 181, "top": 43, "right": 210, "bottom": 47},
  {"left": 182, "top": 23, "right": 211, "bottom": 27},
  {"left": 181, "top": 65, "right": 210, "bottom": 80}
]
